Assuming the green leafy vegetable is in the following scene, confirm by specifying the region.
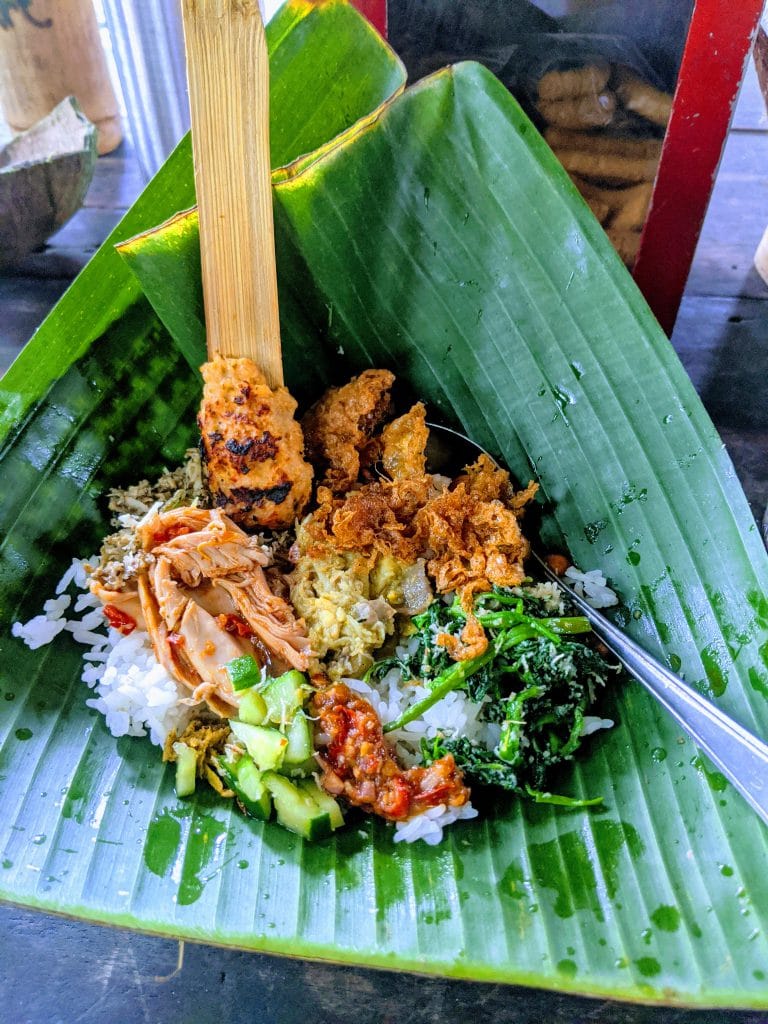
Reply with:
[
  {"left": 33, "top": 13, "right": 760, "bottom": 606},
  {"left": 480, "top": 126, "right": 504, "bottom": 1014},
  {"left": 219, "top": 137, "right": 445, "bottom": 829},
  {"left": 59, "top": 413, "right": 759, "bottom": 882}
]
[
  {"left": 421, "top": 734, "right": 521, "bottom": 791},
  {"left": 420, "top": 735, "right": 602, "bottom": 808},
  {"left": 381, "top": 586, "right": 600, "bottom": 731},
  {"left": 379, "top": 585, "right": 616, "bottom": 800}
]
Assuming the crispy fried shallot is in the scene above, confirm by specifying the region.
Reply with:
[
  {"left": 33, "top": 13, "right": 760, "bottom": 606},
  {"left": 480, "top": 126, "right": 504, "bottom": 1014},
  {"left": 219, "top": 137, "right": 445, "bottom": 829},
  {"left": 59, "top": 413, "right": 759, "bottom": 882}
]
[{"left": 418, "top": 455, "right": 538, "bottom": 598}]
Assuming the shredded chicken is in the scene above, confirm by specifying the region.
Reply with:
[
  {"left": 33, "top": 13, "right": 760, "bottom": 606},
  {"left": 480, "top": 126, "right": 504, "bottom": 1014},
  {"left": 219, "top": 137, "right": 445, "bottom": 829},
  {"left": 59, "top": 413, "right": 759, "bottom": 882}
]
[
  {"left": 301, "top": 369, "right": 395, "bottom": 491},
  {"left": 91, "top": 506, "right": 311, "bottom": 717},
  {"left": 198, "top": 356, "right": 313, "bottom": 530},
  {"left": 313, "top": 682, "right": 470, "bottom": 820}
]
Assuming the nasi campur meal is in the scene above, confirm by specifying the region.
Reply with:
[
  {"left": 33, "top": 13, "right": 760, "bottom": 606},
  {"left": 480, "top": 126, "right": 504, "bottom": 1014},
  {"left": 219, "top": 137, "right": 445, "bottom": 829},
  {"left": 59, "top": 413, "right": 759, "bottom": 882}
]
[{"left": 14, "top": 358, "right": 619, "bottom": 845}]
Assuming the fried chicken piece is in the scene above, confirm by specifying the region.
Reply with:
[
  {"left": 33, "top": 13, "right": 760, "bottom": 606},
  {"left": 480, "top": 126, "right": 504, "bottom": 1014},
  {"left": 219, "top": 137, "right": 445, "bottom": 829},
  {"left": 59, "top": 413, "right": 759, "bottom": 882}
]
[
  {"left": 313, "top": 682, "right": 470, "bottom": 821},
  {"left": 301, "top": 369, "right": 395, "bottom": 491},
  {"left": 381, "top": 402, "right": 429, "bottom": 480},
  {"left": 198, "top": 356, "right": 313, "bottom": 530},
  {"left": 415, "top": 455, "right": 538, "bottom": 598}
]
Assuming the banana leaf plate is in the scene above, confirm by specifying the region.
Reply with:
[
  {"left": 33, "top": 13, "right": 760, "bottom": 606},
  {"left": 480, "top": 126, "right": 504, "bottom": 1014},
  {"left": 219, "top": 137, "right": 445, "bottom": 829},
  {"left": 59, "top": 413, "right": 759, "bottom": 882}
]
[{"left": 2, "top": 0, "right": 768, "bottom": 1009}]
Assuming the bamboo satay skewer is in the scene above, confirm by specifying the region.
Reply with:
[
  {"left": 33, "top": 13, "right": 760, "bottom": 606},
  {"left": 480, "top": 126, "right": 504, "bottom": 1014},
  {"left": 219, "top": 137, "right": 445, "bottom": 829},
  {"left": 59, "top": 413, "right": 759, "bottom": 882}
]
[{"left": 181, "top": 0, "right": 283, "bottom": 386}]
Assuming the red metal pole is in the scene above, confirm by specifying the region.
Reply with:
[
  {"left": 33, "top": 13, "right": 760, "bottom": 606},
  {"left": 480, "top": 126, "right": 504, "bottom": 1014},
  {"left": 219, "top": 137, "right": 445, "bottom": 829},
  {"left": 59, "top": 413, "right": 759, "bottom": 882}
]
[
  {"left": 632, "top": 0, "right": 764, "bottom": 335},
  {"left": 350, "top": 0, "right": 387, "bottom": 38}
]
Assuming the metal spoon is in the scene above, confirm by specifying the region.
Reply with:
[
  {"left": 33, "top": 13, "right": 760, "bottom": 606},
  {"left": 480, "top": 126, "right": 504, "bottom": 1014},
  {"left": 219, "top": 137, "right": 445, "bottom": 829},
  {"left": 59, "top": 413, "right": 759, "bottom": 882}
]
[{"left": 425, "top": 422, "right": 768, "bottom": 826}]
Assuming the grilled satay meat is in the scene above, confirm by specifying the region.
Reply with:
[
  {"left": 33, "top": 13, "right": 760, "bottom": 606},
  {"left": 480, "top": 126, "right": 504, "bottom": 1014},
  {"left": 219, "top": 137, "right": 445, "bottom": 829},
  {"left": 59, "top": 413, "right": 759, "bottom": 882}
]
[
  {"left": 199, "top": 356, "right": 313, "bottom": 530},
  {"left": 301, "top": 368, "right": 395, "bottom": 492},
  {"left": 313, "top": 682, "right": 470, "bottom": 820}
]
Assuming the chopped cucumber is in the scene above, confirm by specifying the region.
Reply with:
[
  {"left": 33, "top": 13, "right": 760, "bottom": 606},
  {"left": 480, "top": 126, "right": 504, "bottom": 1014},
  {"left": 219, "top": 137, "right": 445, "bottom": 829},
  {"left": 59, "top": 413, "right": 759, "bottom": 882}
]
[
  {"left": 262, "top": 771, "right": 332, "bottom": 841},
  {"left": 216, "top": 753, "right": 272, "bottom": 820},
  {"left": 283, "top": 710, "right": 312, "bottom": 767},
  {"left": 226, "top": 653, "right": 262, "bottom": 691},
  {"left": 230, "top": 721, "right": 287, "bottom": 772},
  {"left": 238, "top": 689, "right": 268, "bottom": 725},
  {"left": 235, "top": 756, "right": 272, "bottom": 819},
  {"left": 261, "top": 670, "right": 310, "bottom": 726},
  {"left": 172, "top": 741, "right": 197, "bottom": 798},
  {"left": 298, "top": 778, "right": 344, "bottom": 830},
  {"left": 236, "top": 756, "right": 272, "bottom": 819}
]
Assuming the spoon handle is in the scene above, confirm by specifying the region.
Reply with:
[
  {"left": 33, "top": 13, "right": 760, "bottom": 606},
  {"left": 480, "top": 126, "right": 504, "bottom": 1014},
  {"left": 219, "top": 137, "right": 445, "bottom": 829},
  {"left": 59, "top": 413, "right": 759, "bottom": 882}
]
[
  {"left": 181, "top": 0, "right": 283, "bottom": 385},
  {"left": 532, "top": 553, "right": 768, "bottom": 825}
]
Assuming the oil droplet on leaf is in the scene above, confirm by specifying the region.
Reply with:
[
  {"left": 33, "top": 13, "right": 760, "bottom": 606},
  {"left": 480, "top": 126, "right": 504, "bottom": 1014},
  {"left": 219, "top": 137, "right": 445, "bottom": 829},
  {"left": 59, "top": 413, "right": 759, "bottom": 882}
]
[
  {"left": 635, "top": 957, "right": 661, "bottom": 978},
  {"left": 527, "top": 831, "right": 602, "bottom": 920},
  {"left": 610, "top": 484, "right": 648, "bottom": 515},
  {"left": 700, "top": 644, "right": 728, "bottom": 697},
  {"left": 720, "top": 864, "right": 734, "bottom": 877},
  {"left": 583, "top": 519, "right": 607, "bottom": 544},
  {"left": 551, "top": 384, "right": 574, "bottom": 419},
  {"left": 498, "top": 860, "right": 526, "bottom": 901},
  {"left": 177, "top": 812, "right": 229, "bottom": 906},
  {"left": 748, "top": 667, "right": 768, "bottom": 699},
  {"left": 651, "top": 747, "right": 667, "bottom": 762},
  {"left": 650, "top": 905, "right": 681, "bottom": 932},
  {"left": 144, "top": 811, "right": 182, "bottom": 879},
  {"left": 691, "top": 755, "right": 728, "bottom": 792},
  {"left": 557, "top": 959, "right": 577, "bottom": 978}
]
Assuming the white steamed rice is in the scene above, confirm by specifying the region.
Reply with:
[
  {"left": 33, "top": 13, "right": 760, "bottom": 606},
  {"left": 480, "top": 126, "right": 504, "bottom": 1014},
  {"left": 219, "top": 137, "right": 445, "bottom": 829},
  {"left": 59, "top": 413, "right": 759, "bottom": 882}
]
[
  {"left": 564, "top": 566, "right": 618, "bottom": 609},
  {"left": 12, "top": 556, "right": 191, "bottom": 747}
]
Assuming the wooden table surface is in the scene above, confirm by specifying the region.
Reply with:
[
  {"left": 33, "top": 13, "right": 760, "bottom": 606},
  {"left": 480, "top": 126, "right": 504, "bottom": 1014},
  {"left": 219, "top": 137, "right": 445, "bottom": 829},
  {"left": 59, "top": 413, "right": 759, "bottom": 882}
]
[{"left": 1, "top": 64, "right": 768, "bottom": 1024}]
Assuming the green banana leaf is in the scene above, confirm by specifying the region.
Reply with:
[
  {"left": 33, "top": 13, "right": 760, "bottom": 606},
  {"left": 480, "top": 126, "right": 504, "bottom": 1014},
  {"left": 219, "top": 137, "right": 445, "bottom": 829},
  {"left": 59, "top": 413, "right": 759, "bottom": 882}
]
[{"left": 2, "top": 17, "right": 768, "bottom": 1012}]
